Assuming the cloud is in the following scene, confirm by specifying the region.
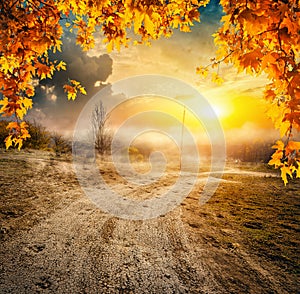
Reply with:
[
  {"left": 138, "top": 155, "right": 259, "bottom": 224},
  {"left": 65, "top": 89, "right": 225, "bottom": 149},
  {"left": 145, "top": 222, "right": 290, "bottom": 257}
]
[
  {"left": 40, "top": 85, "right": 57, "bottom": 103},
  {"left": 225, "top": 122, "right": 278, "bottom": 144},
  {"left": 30, "top": 35, "right": 113, "bottom": 135},
  {"left": 27, "top": 108, "right": 46, "bottom": 122},
  {"left": 49, "top": 94, "right": 57, "bottom": 102}
]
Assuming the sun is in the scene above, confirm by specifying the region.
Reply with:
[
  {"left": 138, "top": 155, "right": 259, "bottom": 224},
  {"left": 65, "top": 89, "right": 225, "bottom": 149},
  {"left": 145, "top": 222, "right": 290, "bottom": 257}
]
[{"left": 211, "top": 104, "right": 229, "bottom": 119}]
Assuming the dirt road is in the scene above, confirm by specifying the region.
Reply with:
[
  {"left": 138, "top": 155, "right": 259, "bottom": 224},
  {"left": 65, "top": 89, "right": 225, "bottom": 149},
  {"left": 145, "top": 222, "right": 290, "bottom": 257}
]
[{"left": 0, "top": 150, "right": 299, "bottom": 293}]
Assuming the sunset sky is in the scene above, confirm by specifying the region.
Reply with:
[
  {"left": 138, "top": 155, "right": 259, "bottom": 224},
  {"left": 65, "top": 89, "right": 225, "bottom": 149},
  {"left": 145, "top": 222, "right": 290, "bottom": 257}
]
[{"left": 28, "top": 0, "right": 278, "bottom": 146}]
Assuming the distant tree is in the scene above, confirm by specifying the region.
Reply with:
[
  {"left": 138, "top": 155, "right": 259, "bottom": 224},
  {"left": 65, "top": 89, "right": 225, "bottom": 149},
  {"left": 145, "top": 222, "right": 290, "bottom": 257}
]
[
  {"left": 24, "top": 120, "right": 50, "bottom": 150},
  {"left": 227, "top": 141, "right": 274, "bottom": 164},
  {"left": 51, "top": 133, "right": 71, "bottom": 156},
  {"left": 91, "top": 101, "right": 112, "bottom": 156}
]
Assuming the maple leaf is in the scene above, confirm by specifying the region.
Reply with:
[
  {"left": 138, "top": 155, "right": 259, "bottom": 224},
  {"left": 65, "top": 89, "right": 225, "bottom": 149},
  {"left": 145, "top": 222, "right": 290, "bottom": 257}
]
[
  {"left": 240, "top": 50, "right": 263, "bottom": 73},
  {"left": 281, "top": 165, "right": 293, "bottom": 186},
  {"left": 66, "top": 88, "right": 77, "bottom": 100},
  {"left": 79, "top": 86, "right": 87, "bottom": 95},
  {"left": 272, "top": 140, "right": 285, "bottom": 152},
  {"left": 16, "top": 109, "right": 25, "bottom": 120},
  {"left": 211, "top": 72, "right": 224, "bottom": 85},
  {"left": 196, "top": 66, "right": 209, "bottom": 78},
  {"left": 144, "top": 14, "right": 155, "bottom": 36},
  {"left": 0, "top": 97, "right": 9, "bottom": 114},
  {"left": 269, "top": 140, "right": 284, "bottom": 168},
  {"left": 36, "top": 63, "right": 51, "bottom": 80},
  {"left": 15, "top": 138, "right": 23, "bottom": 150},
  {"left": 6, "top": 121, "right": 19, "bottom": 131},
  {"left": 5, "top": 135, "right": 13, "bottom": 149},
  {"left": 56, "top": 61, "right": 67, "bottom": 71},
  {"left": 26, "top": 87, "right": 35, "bottom": 97}
]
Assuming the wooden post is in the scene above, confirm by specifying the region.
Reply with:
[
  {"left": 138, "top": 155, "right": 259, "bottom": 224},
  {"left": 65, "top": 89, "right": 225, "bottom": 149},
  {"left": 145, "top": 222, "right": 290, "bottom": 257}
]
[{"left": 180, "top": 106, "right": 186, "bottom": 170}]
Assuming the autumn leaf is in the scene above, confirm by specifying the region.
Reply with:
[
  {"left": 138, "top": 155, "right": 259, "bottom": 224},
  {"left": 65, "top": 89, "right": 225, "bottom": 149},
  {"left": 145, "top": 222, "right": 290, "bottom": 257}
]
[
  {"left": 79, "top": 86, "right": 87, "bottom": 95},
  {"left": 211, "top": 72, "right": 224, "bottom": 85},
  {"left": 64, "top": 80, "right": 86, "bottom": 100},
  {"left": 281, "top": 165, "right": 293, "bottom": 186},
  {"left": 286, "top": 141, "right": 300, "bottom": 153},
  {"left": 14, "top": 138, "right": 24, "bottom": 150},
  {"left": 0, "top": 97, "right": 9, "bottom": 114},
  {"left": 196, "top": 66, "right": 209, "bottom": 78},
  {"left": 269, "top": 141, "right": 284, "bottom": 169},
  {"left": 240, "top": 49, "right": 263, "bottom": 73},
  {"left": 56, "top": 61, "right": 67, "bottom": 71},
  {"left": 5, "top": 135, "right": 13, "bottom": 149}
]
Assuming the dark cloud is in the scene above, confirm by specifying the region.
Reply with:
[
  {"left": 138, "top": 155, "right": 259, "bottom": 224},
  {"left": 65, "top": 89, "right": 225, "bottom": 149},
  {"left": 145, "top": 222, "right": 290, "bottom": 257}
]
[
  {"left": 53, "top": 38, "right": 113, "bottom": 90},
  {"left": 29, "top": 36, "right": 113, "bottom": 135}
]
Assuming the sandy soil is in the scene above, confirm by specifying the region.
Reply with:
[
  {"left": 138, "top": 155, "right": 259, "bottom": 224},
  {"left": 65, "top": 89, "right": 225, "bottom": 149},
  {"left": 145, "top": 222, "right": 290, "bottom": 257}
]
[{"left": 0, "top": 150, "right": 299, "bottom": 293}]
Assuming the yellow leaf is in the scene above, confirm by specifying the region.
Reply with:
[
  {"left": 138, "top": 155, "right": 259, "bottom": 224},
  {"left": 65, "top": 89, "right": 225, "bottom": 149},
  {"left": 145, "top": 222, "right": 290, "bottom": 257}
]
[
  {"left": 115, "top": 38, "right": 121, "bottom": 52},
  {"left": 15, "top": 138, "right": 23, "bottom": 150},
  {"left": 70, "top": 79, "right": 80, "bottom": 86},
  {"left": 5, "top": 135, "right": 13, "bottom": 149},
  {"left": 16, "top": 107, "right": 26, "bottom": 120},
  {"left": 286, "top": 141, "right": 300, "bottom": 152},
  {"left": 172, "top": 16, "right": 181, "bottom": 29},
  {"left": 221, "top": 14, "right": 231, "bottom": 31},
  {"left": 211, "top": 72, "right": 224, "bottom": 85},
  {"left": 57, "top": 61, "right": 67, "bottom": 71},
  {"left": 106, "top": 40, "right": 114, "bottom": 53},
  {"left": 294, "top": 161, "right": 300, "bottom": 178},
  {"left": 280, "top": 165, "right": 293, "bottom": 186},
  {"left": 107, "top": 16, "right": 114, "bottom": 24},
  {"left": 67, "top": 92, "right": 77, "bottom": 100},
  {"left": 0, "top": 97, "right": 9, "bottom": 114},
  {"left": 279, "top": 121, "right": 291, "bottom": 138},
  {"left": 22, "top": 98, "right": 33, "bottom": 110},
  {"left": 134, "top": 10, "right": 144, "bottom": 34},
  {"left": 0, "top": 56, "right": 15, "bottom": 75},
  {"left": 144, "top": 14, "right": 155, "bottom": 36},
  {"left": 180, "top": 25, "right": 191, "bottom": 32},
  {"left": 272, "top": 140, "right": 284, "bottom": 151},
  {"left": 79, "top": 86, "right": 87, "bottom": 95},
  {"left": 196, "top": 66, "right": 209, "bottom": 78},
  {"left": 6, "top": 122, "right": 19, "bottom": 131},
  {"left": 20, "top": 121, "right": 28, "bottom": 129}
]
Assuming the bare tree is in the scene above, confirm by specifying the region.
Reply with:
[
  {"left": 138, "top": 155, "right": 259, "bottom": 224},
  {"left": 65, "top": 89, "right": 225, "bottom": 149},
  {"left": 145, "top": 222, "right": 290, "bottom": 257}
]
[
  {"left": 51, "top": 132, "right": 71, "bottom": 156},
  {"left": 91, "top": 101, "right": 112, "bottom": 156}
]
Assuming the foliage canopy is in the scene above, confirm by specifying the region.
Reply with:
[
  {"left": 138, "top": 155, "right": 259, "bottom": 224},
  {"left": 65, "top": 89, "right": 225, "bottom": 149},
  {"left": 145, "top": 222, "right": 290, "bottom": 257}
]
[{"left": 0, "top": 0, "right": 299, "bottom": 183}]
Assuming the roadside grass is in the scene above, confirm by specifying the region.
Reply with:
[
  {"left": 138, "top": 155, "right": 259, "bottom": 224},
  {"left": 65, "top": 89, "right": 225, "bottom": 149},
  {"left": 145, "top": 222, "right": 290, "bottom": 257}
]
[{"left": 184, "top": 171, "right": 300, "bottom": 276}]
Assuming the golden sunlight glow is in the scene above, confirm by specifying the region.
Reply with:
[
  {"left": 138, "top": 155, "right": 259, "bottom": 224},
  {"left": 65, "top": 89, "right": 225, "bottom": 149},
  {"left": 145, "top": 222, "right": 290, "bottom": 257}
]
[
  {"left": 107, "top": 91, "right": 275, "bottom": 148},
  {"left": 209, "top": 103, "right": 233, "bottom": 121},
  {"left": 109, "top": 96, "right": 206, "bottom": 131}
]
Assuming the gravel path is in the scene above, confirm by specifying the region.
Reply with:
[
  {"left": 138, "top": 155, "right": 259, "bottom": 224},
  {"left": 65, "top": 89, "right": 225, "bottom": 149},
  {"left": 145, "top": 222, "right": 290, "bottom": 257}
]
[{"left": 0, "top": 150, "right": 298, "bottom": 293}]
